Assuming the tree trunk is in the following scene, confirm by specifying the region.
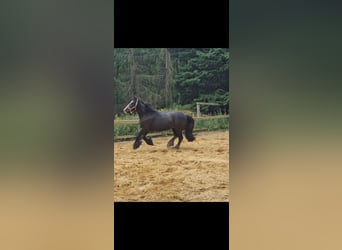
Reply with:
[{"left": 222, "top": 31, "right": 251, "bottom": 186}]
[
  {"left": 163, "top": 48, "right": 173, "bottom": 108},
  {"left": 129, "top": 48, "right": 136, "bottom": 96}
]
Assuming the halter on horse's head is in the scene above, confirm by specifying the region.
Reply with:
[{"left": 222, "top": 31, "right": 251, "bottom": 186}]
[{"left": 123, "top": 96, "right": 139, "bottom": 115}]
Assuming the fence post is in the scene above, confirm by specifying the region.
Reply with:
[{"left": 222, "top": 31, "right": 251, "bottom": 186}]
[{"left": 196, "top": 102, "right": 200, "bottom": 117}]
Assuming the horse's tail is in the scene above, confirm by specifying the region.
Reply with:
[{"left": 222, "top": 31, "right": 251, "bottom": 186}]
[{"left": 185, "top": 115, "right": 196, "bottom": 142}]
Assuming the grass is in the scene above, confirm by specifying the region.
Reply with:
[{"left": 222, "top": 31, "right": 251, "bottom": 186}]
[
  {"left": 115, "top": 114, "right": 139, "bottom": 120},
  {"left": 194, "top": 117, "right": 229, "bottom": 131},
  {"left": 114, "top": 124, "right": 140, "bottom": 137}
]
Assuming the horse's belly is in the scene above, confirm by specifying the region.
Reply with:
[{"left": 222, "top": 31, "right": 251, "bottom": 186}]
[
  {"left": 148, "top": 118, "right": 173, "bottom": 131},
  {"left": 150, "top": 122, "right": 172, "bottom": 131},
  {"left": 140, "top": 113, "right": 186, "bottom": 131}
]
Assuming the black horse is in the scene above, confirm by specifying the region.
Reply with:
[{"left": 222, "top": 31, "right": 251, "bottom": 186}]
[{"left": 123, "top": 96, "right": 196, "bottom": 149}]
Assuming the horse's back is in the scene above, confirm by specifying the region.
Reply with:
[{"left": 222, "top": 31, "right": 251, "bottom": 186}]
[
  {"left": 147, "top": 111, "right": 187, "bottom": 131},
  {"left": 168, "top": 111, "right": 188, "bottom": 128},
  {"left": 168, "top": 111, "right": 186, "bottom": 117}
]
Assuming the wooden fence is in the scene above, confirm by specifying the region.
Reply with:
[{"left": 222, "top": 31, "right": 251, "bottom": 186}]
[
  {"left": 114, "top": 115, "right": 229, "bottom": 125},
  {"left": 114, "top": 115, "right": 229, "bottom": 141}
]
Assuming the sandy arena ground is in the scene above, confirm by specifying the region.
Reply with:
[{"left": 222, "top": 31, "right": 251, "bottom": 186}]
[{"left": 114, "top": 131, "right": 229, "bottom": 202}]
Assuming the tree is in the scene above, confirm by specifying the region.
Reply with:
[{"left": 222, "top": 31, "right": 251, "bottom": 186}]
[
  {"left": 170, "top": 48, "right": 229, "bottom": 105},
  {"left": 114, "top": 48, "right": 229, "bottom": 115},
  {"left": 113, "top": 48, "right": 175, "bottom": 114}
]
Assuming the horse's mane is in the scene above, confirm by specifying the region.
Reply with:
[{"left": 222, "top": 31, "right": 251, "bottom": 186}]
[{"left": 140, "top": 100, "right": 157, "bottom": 113}]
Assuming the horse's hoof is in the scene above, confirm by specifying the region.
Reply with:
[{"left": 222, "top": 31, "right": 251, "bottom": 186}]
[
  {"left": 145, "top": 138, "right": 154, "bottom": 145},
  {"left": 133, "top": 141, "right": 142, "bottom": 149}
]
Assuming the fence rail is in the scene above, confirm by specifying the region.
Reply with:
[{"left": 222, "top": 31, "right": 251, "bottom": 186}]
[
  {"left": 114, "top": 115, "right": 229, "bottom": 125},
  {"left": 114, "top": 115, "right": 229, "bottom": 141},
  {"left": 114, "top": 128, "right": 212, "bottom": 141}
]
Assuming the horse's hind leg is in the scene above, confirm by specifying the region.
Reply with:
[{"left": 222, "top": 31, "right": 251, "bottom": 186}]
[
  {"left": 174, "top": 129, "right": 183, "bottom": 149},
  {"left": 167, "top": 129, "right": 177, "bottom": 147}
]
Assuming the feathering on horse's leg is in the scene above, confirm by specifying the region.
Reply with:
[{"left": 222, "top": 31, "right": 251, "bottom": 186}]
[
  {"left": 143, "top": 135, "right": 154, "bottom": 145},
  {"left": 185, "top": 115, "right": 196, "bottom": 142},
  {"left": 133, "top": 129, "right": 147, "bottom": 149},
  {"left": 174, "top": 129, "right": 183, "bottom": 149},
  {"left": 167, "top": 128, "right": 177, "bottom": 147},
  {"left": 167, "top": 136, "right": 177, "bottom": 147},
  {"left": 133, "top": 139, "right": 142, "bottom": 149}
]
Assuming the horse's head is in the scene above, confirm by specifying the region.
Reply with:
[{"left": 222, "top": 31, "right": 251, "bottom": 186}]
[{"left": 123, "top": 96, "right": 139, "bottom": 115}]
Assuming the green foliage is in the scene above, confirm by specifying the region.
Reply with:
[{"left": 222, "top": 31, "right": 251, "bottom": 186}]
[
  {"left": 173, "top": 103, "right": 194, "bottom": 111},
  {"left": 195, "top": 118, "right": 229, "bottom": 131},
  {"left": 114, "top": 124, "right": 139, "bottom": 137},
  {"left": 194, "top": 89, "right": 229, "bottom": 114},
  {"left": 114, "top": 48, "right": 229, "bottom": 115},
  {"left": 115, "top": 114, "right": 139, "bottom": 120},
  {"left": 195, "top": 89, "right": 229, "bottom": 104},
  {"left": 114, "top": 48, "right": 173, "bottom": 114},
  {"left": 170, "top": 48, "right": 229, "bottom": 105}
]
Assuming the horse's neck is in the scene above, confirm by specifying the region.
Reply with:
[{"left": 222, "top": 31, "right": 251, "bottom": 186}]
[
  {"left": 137, "top": 103, "right": 157, "bottom": 119},
  {"left": 137, "top": 112, "right": 144, "bottom": 119}
]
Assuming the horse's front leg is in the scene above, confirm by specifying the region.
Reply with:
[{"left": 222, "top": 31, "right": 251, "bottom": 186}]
[
  {"left": 133, "top": 129, "right": 147, "bottom": 149},
  {"left": 167, "top": 137, "right": 177, "bottom": 147}
]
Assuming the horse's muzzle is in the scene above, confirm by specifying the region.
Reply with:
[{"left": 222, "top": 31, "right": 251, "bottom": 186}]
[
  {"left": 123, "top": 108, "right": 133, "bottom": 115},
  {"left": 123, "top": 108, "right": 129, "bottom": 114}
]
